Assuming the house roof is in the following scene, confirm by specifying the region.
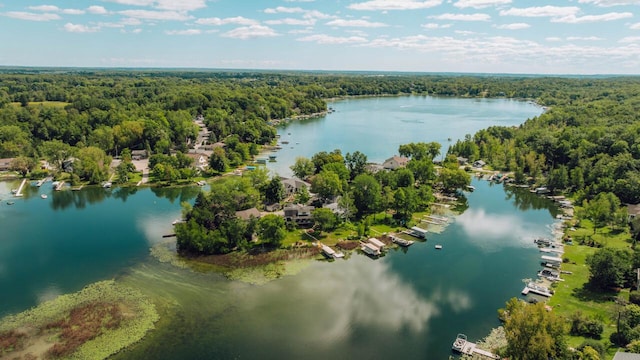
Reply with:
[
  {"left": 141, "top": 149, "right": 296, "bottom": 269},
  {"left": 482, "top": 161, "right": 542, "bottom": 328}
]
[
  {"left": 0, "top": 158, "right": 15, "bottom": 164},
  {"left": 384, "top": 156, "right": 409, "bottom": 165},
  {"left": 281, "top": 177, "right": 310, "bottom": 189},
  {"left": 613, "top": 352, "right": 640, "bottom": 360},
  {"left": 235, "top": 207, "right": 261, "bottom": 221}
]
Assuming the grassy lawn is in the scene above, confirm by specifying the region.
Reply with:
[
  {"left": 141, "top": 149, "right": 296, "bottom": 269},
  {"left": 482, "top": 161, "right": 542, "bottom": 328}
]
[{"left": 547, "top": 218, "right": 633, "bottom": 358}]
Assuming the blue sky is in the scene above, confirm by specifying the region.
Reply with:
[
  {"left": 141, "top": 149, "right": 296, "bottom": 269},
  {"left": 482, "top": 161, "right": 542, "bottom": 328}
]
[{"left": 1, "top": 0, "right": 640, "bottom": 74}]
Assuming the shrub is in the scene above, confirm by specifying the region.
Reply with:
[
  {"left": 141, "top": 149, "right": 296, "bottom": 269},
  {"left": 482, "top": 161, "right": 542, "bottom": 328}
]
[
  {"left": 570, "top": 312, "right": 604, "bottom": 339},
  {"left": 630, "top": 292, "right": 640, "bottom": 306},
  {"left": 577, "top": 339, "right": 605, "bottom": 358}
]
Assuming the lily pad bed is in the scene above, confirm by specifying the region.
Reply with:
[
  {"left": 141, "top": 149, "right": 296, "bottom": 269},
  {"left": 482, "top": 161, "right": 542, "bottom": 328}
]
[{"left": 0, "top": 280, "right": 159, "bottom": 360}]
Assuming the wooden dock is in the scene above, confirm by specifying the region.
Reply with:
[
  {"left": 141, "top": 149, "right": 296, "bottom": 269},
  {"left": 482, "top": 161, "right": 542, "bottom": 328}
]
[
  {"left": 452, "top": 334, "right": 500, "bottom": 359},
  {"left": 14, "top": 178, "right": 27, "bottom": 197},
  {"left": 55, "top": 181, "right": 65, "bottom": 191}
]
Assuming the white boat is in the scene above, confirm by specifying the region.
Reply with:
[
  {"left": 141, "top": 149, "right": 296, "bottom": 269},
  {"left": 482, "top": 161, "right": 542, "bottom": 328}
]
[
  {"left": 102, "top": 182, "right": 112, "bottom": 188},
  {"left": 40, "top": 194, "right": 48, "bottom": 199},
  {"left": 435, "top": 244, "right": 443, "bottom": 249},
  {"left": 391, "top": 236, "right": 414, "bottom": 247}
]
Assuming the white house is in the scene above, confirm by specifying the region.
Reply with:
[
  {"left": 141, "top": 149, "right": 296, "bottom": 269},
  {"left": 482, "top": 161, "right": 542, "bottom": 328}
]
[{"left": 382, "top": 156, "right": 409, "bottom": 170}]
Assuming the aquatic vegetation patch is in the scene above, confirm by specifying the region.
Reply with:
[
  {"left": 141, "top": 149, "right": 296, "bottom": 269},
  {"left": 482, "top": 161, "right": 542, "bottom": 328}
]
[{"left": 0, "top": 280, "right": 159, "bottom": 360}]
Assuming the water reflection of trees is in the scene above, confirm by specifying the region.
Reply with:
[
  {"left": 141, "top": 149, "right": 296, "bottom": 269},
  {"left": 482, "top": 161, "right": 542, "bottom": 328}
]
[
  {"left": 503, "top": 185, "right": 559, "bottom": 216},
  {"left": 50, "top": 187, "right": 111, "bottom": 210},
  {"left": 150, "top": 186, "right": 201, "bottom": 204},
  {"left": 48, "top": 185, "right": 201, "bottom": 210}
]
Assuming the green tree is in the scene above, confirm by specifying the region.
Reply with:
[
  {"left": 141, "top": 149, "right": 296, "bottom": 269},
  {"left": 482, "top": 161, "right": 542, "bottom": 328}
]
[
  {"left": 438, "top": 167, "right": 471, "bottom": 192},
  {"left": 40, "top": 140, "right": 75, "bottom": 171},
  {"left": 264, "top": 177, "right": 285, "bottom": 204},
  {"left": 352, "top": 173, "right": 381, "bottom": 218},
  {"left": 393, "top": 187, "right": 418, "bottom": 224},
  {"left": 311, "top": 170, "right": 343, "bottom": 202},
  {"left": 312, "top": 207, "right": 338, "bottom": 233},
  {"left": 501, "top": 298, "right": 568, "bottom": 360},
  {"left": 10, "top": 156, "right": 36, "bottom": 177},
  {"left": 209, "top": 147, "right": 228, "bottom": 173},
  {"left": 586, "top": 247, "right": 632, "bottom": 290},
  {"left": 257, "top": 214, "right": 286, "bottom": 247},
  {"left": 345, "top": 151, "right": 367, "bottom": 179},
  {"left": 294, "top": 186, "right": 310, "bottom": 204},
  {"left": 290, "top": 156, "right": 315, "bottom": 179}
]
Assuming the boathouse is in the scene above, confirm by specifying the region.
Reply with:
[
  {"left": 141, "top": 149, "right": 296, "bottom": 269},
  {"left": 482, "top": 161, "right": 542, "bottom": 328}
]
[
  {"left": 362, "top": 242, "right": 381, "bottom": 256},
  {"left": 368, "top": 237, "right": 385, "bottom": 250},
  {"left": 0, "top": 158, "right": 15, "bottom": 171}
]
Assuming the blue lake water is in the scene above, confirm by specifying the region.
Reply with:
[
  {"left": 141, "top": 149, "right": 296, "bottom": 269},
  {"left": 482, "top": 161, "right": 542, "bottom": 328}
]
[{"left": 0, "top": 96, "right": 555, "bottom": 359}]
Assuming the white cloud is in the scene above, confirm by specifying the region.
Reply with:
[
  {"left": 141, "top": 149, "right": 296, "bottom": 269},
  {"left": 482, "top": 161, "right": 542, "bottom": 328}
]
[
  {"left": 430, "top": 13, "right": 491, "bottom": 21},
  {"left": 421, "top": 22, "right": 453, "bottom": 29},
  {"left": 454, "top": 0, "right": 511, "bottom": 9},
  {"left": 264, "top": 6, "right": 305, "bottom": 14},
  {"left": 567, "top": 36, "right": 603, "bottom": 41},
  {"left": 28, "top": 5, "right": 60, "bottom": 12},
  {"left": 494, "top": 22, "right": 530, "bottom": 29},
  {"left": 284, "top": 0, "right": 315, "bottom": 2},
  {"left": 118, "top": 10, "right": 192, "bottom": 21},
  {"left": 221, "top": 25, "right": 279, "bottom": 39},
  {"left": 64, "top": 22, "right": 99, "bottom": 33},
  {"left": 619, "top": 36, "right": 640, "bottom": 43},
  {"left": 546, "top": 37, "right": 562, "bottom": 42},
  {"left": 105, "top": 0, "right": 206, "bottom": 11},
  {"left": 63, "top": 9, "right": 85, "bottom": 15},
  {"left": 326, "top": 19, "right": 389, "bottom": 27},
  {"left": 196, "top": 16, "right": 259, "bottom": 26},
  {"left": 578, "top": 0, "right": 640, "bottom": 6},
  {"left": 552, "top": 12, "right": 633, "bottom": 23},
  {"left": 631, "top": 22, "right": 640, "bottom": 29},
  {"left": 348, "top": 0, "right": 443, "bottom": 11},
  {"left": 3, "top": 11, "right": 61, "bottom": 21},
  {"left": 455, "top": 30, "right": 476, "bottom": 35},
  {"left": 302, "top": 10, "right": 334, "bottom": 19},
  {"left": 87, "top": 6, "right": 108, "bottom": 15},
  {"left": 28, "top": 5, "right": 85, "bottom": 15},
  {"left": 165, "top": 29, "right": 201, "bottom": 35},
  {"left": 298, "top": 34, "right": 368, "bottom": 44},
  {"left": 265, "top": 18, "right": 316, "bottom": 26},
  {"left": 121, "top": 17, "right": 142, "bottom": 26},
  {"left": 499, "top": 6, "right": 579, "bottom": 18}
]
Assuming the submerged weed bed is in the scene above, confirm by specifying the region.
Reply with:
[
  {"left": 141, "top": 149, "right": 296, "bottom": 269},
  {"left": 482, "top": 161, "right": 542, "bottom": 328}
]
[{"left": 0, "top": 280, "right": 159, "bottom": 360}]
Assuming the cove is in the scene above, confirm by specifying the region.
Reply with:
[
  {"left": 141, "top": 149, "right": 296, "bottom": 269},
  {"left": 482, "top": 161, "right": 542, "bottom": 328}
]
[{"left": 0, "top": 95, "right": 553, "bottom": 359}]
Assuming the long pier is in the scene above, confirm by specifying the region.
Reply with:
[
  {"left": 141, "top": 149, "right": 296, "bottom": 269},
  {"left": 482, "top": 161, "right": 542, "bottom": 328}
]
[
  {"left": 55, "top": 181, "right": 65, "bottom": 191},
  {"left": 14, "top": 178, "right": 27, "bottom": 197}
]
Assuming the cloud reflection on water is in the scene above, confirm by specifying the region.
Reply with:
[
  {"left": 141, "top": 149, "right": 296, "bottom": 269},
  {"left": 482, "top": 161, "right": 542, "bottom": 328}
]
[
  {"left": 456, "top": 208, "right": 547, "bottom": 252},
  {"left": 137, "top": 213, "right": 181, "bottom": 246},
  {"left": 244, "top": 256, "right": 471, "bottom": 346}
]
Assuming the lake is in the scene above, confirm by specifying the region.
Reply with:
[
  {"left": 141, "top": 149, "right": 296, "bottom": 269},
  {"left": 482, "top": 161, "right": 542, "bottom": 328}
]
[{"left": 0, "top": 96, "right": 553, "bottom": 359}]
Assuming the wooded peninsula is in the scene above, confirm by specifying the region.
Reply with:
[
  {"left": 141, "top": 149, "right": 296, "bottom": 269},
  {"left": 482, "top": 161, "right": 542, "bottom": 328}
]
[{"left": 3, "top": 70, "right": 640, "bottom": 359}]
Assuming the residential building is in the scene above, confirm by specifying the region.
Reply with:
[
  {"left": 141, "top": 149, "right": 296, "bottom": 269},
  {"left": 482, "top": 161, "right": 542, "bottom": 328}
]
[{"left": 382, "top": 155, "right": 409, "bottom": 170}]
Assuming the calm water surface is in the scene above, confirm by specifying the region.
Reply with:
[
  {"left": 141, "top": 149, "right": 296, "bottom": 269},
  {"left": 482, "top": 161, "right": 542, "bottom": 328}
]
[
  {"left": 267, "top": 96, "right": 543, "bottom": 176},
  {"left": 0, "top": 96, "right": 553, "bottom": 359}
]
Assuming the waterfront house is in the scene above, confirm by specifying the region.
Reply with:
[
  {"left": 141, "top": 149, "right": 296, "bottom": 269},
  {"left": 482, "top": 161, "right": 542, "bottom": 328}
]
[
  {"left": 281, "top": 177, "right": 311, "bottom": 197},
  {"left": 283, "top": 204, "right": 314, "bottom": 226},
  {"left": 235, "top": 207, "right": 261, "bottom": 221},
  {"left": 0, "top": 158, "right": 15, "bottom": 171},
  {"left": 323, "top": 201, "right": 346, "bottom": 218},
  {"left": 186, "top": 153, "right": 209, "bottom": 170},
  {"left": 382, "top": 156, "right": 409, "bottom": 170},
  {"left": 472, "top": 160, "right": 486, "bottom": 168}
]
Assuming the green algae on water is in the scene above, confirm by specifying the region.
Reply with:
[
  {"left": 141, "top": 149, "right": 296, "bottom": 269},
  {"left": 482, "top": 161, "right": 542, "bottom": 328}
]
[{"left": 0, "top": 280, "right": 159, "bottom": 360}]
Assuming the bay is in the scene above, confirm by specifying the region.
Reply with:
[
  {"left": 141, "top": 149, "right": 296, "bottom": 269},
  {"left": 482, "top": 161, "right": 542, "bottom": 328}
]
[{"left": 0, "top": 95, "right": 554, "bottom": 359}]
